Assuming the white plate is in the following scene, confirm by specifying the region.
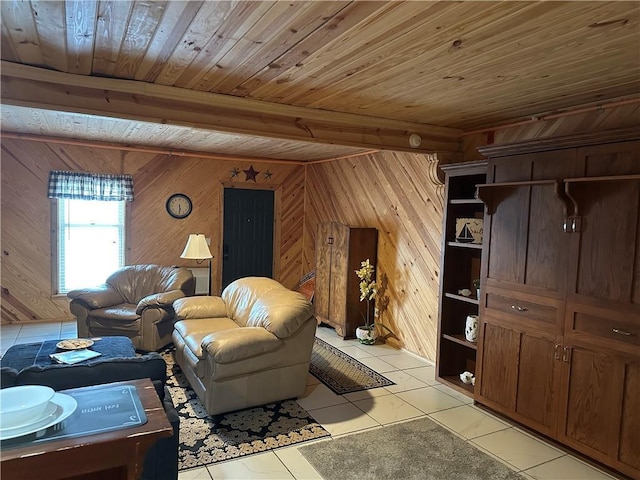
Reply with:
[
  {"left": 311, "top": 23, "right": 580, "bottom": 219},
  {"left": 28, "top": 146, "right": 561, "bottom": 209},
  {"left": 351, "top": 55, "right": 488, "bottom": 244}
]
[
  {"left": 0, "top": 400, "right": 58, "bottom": 432},
  {"left": 0, "top": 393, "right": 77, "bottom": 441},
  {"left": 56, "top": 338, "right": 94, "bottom": 350}
]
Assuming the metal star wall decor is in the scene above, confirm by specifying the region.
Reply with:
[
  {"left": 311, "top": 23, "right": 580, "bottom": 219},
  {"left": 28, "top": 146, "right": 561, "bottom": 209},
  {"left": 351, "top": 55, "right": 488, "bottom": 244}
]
[
  {"left": 230, "top": 168, "right": 240, "bottom": 178},
  {"left": 263, "top": 170, "right": 273, "bottom": 179},
  {"left": 243, "top": 165, "right": 259, "bottom": 182}
]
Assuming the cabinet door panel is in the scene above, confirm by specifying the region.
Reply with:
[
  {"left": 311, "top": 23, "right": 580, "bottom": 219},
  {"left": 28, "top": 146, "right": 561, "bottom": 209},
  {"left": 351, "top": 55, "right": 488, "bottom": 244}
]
[
  {"left": 525, "top": 184, "right": 568, "bottom": 292},
  {"left": 581, "top": 141, "right": 640, "bottom": 177},
  {"left": 516, "top": 334, "right": 560, "bottom": 434},
  {"left": 329, "top": 224, "right": 349, "bottom": 326},
  {"left": 487, "top": 187, "right": 529, "bottom": 284},
  {"left": 478, "top": 322, "right": 518, "bottom": 410},
  {"left": 562, "top": 347, "right": 622, "bottom": 457},
  {"left": 489, "top": 155, "right": 533, "bottom": 183},
  {"left": 569, "top": 180, "right": 640, "bottom": 303},
  {"left": 487, "top": 152, "right": 575, "bottom": 291},
  {"left": 619, "top": 361, "right": 640, "bottom": 471},
  {"left": 314, "top": 222, "right": 332, "bottom": 320}
]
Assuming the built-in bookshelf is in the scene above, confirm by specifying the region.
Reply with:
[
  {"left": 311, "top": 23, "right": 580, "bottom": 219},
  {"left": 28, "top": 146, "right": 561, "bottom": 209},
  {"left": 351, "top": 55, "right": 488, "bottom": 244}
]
[{"left": 436, "top": 161, "right": 487, "bottom": 396}]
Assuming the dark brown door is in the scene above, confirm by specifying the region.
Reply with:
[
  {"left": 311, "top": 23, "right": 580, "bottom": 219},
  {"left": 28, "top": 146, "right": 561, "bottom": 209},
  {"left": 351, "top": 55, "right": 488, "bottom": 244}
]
[{"left": 222, "top": 188, "right": 274, "bottom": 289}]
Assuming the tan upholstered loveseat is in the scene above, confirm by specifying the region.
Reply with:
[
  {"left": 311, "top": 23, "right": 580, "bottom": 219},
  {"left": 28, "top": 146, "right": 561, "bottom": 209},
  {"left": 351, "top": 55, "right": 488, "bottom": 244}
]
[
  {"left": 68, "top": 265, "right": 195, "bottom": 352},
  {"left": 171, "top": 277, "right": 316, "bottom": 415}
]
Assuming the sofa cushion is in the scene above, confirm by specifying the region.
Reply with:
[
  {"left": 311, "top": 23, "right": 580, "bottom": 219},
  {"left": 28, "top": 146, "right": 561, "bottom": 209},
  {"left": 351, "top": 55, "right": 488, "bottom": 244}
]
[
  {"left": 246, "top": 289, "right": 314, "bottom": 338},
  {"left": 174, "top": 296, "right": 228, "bottom": 320},
  {"left": 90, "top": 304, "right": 139, "bottom": 321},
  {"left": 222, "top": 277, "right": 285, "bottom": 327},
  {"left": 87, "top": 305, "right": 141, "bottom": 337},
  {"left": 183, "top": 325, "right": 240, "bottom": 359},
  {"left": 175, "top": 318, "right": 239, "bottom": 350},
  {"left": 202, "top": 327, "right": 283, "bottom": 363}
]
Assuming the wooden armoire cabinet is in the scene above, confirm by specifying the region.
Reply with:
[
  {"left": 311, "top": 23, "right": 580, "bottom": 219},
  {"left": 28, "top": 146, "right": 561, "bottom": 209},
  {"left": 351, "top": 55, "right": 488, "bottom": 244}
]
[
  {"left": 475, "top": 127, "right": 640, "bottom": 479},
  {"left": 314, "top": 222, "right": 378, "bottom": 338}
]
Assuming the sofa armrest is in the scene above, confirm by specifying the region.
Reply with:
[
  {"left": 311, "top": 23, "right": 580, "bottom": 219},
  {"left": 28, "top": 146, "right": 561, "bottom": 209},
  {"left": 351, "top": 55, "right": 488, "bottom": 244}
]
[
  {"left": 202, "top": 327, "right": 283, "bottom": 363},
  {"left": 173, "top": 296, "right": 228, "bottom": 320},
  {"left": 67, "top": 284, "right": 124, "bottom": 309},
  {"left": 137, "top": 290, "right": 186, "bottom": 314}
]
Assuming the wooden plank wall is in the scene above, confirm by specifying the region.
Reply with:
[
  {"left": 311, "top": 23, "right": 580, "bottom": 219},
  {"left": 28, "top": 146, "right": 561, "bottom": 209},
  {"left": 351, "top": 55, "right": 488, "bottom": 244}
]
[
  {"left": 1, "top": 138, "right": 305, "bottom": 325},
  {"left": 304, "top": 151, "right": 445, "bottom": 360},
  {"left": 463, "top": 103, "right": 640, "bottom": 160},
  {"left": 304, "top": 103, "right": 640, "bottom": 361},
  {"left": 3, "top": 104, "right": 637, "bottom": 361}
]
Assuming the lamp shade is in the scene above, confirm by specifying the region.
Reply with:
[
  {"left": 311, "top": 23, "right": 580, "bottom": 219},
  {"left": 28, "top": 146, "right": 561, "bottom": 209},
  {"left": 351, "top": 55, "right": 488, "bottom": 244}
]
[{"left": 180, "top": 234, "right": 212, "bottom": 260}]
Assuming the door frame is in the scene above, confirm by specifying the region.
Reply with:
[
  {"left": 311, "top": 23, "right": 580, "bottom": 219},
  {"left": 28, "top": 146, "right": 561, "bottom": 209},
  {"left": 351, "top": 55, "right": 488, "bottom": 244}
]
[{"left": 217, "top": 181, "right": 282, "bottom": 293}]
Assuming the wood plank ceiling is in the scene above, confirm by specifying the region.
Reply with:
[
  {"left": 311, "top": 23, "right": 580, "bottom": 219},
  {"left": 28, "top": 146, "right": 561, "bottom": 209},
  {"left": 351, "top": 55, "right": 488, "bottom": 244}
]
[{"left": 1, "top": 1, "right": 639, "bottom": 161}]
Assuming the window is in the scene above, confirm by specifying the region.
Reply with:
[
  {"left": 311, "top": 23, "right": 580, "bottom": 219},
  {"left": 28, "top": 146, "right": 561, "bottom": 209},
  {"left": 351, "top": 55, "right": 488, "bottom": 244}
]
[
  {"left": 57, "top": 199, "right": 126, "bottom": 293},
  {"left": 48, "top": 170, "right": 134, "bottom": 294}
]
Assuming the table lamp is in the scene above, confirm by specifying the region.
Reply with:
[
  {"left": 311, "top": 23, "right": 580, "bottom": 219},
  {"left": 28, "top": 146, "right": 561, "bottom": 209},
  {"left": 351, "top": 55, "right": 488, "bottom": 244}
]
[{"left": 180, "top": 234, "right": 213, "bottom": 295}]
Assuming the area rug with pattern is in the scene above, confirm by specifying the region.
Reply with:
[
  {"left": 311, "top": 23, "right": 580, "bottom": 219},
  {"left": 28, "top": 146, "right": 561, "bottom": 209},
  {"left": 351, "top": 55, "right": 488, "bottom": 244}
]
[
  {"left": 161, "top": 348, "right": 331, "bottom": 471},
  {"left": 299, "top": 417, "right": 524, "bottom": 480},
  {"left": 309, "top": 337, "right": 395, "bottom": 394}
]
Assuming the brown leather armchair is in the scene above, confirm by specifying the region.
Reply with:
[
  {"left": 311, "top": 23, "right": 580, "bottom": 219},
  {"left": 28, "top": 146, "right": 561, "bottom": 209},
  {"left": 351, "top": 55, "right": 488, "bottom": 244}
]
[{"left": 68, "top": 265, "right": 195, "bottom": 351}]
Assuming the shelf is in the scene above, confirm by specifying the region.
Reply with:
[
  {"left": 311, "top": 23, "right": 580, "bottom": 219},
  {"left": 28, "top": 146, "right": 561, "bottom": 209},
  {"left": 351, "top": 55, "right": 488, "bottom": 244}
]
[
  {"left": 476, "top": 180, "right": 569, "bottom": 215},
  {"left": 447, "top": 241, "right": 483, "bottom": 250},
  {"left": 442, "top": 333, "right": 478, "bottom": 350},
  {"left": 438, "top": 375, "right": 474, "bottom": 396},
  {"left": 476, "top": 180, "right": 560, "bottom": 190},
  {"left": 564, "top": 174, "right": 640, "bottom": 184},
  {"left": 445, "top": 292, "right": 479, "bottom": 305},
  {"left": 564, "top": 174, "right": 640, "bottom": 217},
  {"left": 438, "top": 162, "right": 486, "bottom": 404},
  {"left": 449, "top": 198, "right": 483, "bottom": 205}
]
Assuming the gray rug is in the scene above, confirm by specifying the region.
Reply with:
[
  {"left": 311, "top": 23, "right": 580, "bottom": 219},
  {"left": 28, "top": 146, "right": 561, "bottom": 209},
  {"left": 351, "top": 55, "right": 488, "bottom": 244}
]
[
  {"left": 310, "top": 337, "right": 395, "bottom": 394},
  {"left": 299, "top": 417, "right": 524, "bottom": 480}
]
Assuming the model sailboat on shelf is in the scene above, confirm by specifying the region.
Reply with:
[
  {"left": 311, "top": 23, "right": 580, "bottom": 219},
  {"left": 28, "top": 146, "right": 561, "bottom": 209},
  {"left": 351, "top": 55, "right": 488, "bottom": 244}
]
[
  {"left": 455, "top": 218, "right": 484, "bottom": 244},
  {"left": 457, "top": 223, "right": 475, "bottom": 243}
]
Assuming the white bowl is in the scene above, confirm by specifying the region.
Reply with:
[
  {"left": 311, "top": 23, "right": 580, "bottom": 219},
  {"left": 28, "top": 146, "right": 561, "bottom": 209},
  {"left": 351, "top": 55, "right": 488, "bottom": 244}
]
[{"left": 0, "top": 385, "right": 55, "bottom": 428}]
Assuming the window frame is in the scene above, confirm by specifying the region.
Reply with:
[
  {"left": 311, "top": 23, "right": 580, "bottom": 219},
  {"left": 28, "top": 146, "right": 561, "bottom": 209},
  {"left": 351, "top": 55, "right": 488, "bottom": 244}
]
[{"left": 52, "top": 198, "right": 130, "bottom": 295}]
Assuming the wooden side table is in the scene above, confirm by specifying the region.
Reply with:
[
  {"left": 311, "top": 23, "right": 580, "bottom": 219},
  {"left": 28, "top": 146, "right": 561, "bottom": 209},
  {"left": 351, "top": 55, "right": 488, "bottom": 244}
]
[{"left": 1, "top": 378, "right": 173, "bottom": 480}]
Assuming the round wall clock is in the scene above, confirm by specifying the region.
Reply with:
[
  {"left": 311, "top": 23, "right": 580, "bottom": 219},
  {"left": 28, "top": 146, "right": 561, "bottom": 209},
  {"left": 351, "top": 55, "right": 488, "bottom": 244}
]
[{"left": 166, "top": 193, "right": 192, "bottom": 219}]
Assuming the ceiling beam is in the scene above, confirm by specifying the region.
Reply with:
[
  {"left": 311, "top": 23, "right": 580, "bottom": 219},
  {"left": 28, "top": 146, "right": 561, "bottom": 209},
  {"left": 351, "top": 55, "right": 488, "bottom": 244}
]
[{"left": 0, "top": 61, "right": 462, "bottom": 155}]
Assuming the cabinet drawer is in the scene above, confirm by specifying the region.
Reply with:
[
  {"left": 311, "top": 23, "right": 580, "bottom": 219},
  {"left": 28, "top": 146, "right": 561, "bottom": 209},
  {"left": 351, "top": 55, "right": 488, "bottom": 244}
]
[
  {"left": 571, "top": 312, "right": 640, "bottom": 348},
  {"left": 485, "top": 291, "right": 558, "bottom": 326}
]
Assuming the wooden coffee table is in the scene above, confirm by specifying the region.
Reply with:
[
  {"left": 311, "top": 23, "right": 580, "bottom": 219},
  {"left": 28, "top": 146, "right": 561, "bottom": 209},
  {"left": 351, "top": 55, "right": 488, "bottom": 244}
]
[{"left": 1, "top": 378, "right": 173, "bottom": 480}]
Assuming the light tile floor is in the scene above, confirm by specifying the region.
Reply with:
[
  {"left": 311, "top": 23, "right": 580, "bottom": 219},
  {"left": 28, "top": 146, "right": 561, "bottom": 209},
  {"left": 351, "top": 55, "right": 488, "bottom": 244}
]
[{"left": 0, "top": 323, "right": 623, "bottom": 480}]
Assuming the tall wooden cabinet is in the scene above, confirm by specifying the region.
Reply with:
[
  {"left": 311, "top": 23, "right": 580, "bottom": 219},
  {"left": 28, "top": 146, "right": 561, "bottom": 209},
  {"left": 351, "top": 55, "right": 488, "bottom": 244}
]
[
  {"left": 314, "top": 222, "right": 378, "bottom": 339},
  {"left": 436, "top": 161, "right": 487, "bottom": 396},
  {"left": 475, "top": 129, "right": 640, "bottom": 479}
]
